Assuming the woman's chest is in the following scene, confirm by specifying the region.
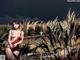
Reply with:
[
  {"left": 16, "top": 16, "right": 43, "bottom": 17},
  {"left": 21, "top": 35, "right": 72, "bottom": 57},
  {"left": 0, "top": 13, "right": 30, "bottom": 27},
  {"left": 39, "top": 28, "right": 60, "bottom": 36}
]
[{"left": 11, "top": 30, "right": 21, "bottom": 37}]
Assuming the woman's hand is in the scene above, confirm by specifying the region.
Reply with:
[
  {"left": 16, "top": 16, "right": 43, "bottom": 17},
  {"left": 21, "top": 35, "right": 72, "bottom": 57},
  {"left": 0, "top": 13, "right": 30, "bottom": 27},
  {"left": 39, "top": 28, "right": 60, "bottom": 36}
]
[
  {"left": 9, "top": 43, "right": 17, "bottom": 48},
  {"left": 13, "top": 43, "right": 18, "bottom": 48},
  {"left": 9, "top": 44, "right": 13, "bottom": 48}
]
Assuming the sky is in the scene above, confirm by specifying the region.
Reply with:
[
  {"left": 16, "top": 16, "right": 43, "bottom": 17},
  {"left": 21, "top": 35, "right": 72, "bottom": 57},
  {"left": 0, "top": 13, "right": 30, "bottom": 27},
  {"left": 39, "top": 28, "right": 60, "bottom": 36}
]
[{"left": 0, "top": 0, "right": 80, "bottom": 24}]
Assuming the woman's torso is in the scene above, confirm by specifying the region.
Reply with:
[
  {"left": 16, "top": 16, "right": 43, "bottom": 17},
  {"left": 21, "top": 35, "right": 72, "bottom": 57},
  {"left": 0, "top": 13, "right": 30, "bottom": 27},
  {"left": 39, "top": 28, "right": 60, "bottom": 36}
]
[
  {"left": 10, "top": 30, "right": 22, "bottom": 45},
  {"left": 11, "top": 30, "right": 21, "bottom": 37}
]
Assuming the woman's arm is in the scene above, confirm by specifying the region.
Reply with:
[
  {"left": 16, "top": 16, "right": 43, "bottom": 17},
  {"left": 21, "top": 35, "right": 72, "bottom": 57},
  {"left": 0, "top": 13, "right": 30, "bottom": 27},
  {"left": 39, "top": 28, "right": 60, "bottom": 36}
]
[
  {"left": 8, "top": 30, "right": 12, "bottom": 44},
  {"left": 8, "top": 30, "right": 13, "bottom": 48},
  {"left": 15, "top": 31, "right": 24, "bottom": 45},
  {"left": 11, "top": 36, "right": 19, "bottom": 43}
]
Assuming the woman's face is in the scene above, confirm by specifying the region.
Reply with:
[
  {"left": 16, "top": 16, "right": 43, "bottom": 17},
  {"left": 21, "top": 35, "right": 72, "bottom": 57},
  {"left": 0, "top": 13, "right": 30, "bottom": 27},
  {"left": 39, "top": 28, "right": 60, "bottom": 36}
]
[{"left": 13, "top": 22, "right": 19, "bottom": 29}]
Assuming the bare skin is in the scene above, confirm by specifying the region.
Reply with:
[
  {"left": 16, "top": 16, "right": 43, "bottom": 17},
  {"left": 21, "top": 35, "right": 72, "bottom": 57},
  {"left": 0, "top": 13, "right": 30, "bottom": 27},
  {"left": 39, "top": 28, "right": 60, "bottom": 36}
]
[{"left": 5, "top": 22, "right": 24, "bottom": 60}]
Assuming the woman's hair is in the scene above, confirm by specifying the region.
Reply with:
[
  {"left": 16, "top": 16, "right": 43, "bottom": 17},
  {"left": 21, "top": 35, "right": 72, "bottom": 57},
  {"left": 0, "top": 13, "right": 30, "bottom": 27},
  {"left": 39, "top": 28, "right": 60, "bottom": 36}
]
[{"left": 11, "top": 20, "right": 21, "bottom": 30}]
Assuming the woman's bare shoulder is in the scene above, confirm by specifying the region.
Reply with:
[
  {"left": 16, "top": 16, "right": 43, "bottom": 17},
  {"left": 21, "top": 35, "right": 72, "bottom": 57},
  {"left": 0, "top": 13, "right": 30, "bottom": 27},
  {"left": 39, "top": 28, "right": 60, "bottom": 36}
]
[
  {"left": 9, "top": 29, "right": 15, "bottom": 33},
  {"left": 9, "top": 30, "right": 12, "bottom": 32},
  {"left": 9, "top": 29, "right": 14, "bottom": 31}
]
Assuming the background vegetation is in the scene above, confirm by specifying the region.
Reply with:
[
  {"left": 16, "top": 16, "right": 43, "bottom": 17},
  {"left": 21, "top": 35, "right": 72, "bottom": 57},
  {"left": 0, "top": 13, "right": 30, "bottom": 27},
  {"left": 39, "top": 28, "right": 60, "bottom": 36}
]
[{"left": 0, "top": 10, "right": 80, "bottom": 57}]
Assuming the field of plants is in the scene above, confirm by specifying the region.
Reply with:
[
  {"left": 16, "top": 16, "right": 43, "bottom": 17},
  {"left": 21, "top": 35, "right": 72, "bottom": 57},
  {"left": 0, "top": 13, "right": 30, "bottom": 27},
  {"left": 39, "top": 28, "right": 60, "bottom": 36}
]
[{"left": 0, "top": 10, "right": 80, "bottom": 60}]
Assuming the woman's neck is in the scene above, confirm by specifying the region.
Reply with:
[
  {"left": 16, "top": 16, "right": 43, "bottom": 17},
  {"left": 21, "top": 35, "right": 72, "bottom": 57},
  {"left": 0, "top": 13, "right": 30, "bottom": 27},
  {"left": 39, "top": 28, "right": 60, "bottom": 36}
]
[{"left": 13, "top": 29, "right": 20, "bottom": 31}]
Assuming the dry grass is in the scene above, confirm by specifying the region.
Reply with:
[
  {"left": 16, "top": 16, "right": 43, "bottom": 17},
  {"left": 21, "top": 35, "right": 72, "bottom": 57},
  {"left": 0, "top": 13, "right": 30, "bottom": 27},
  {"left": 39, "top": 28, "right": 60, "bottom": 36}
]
[{"left": 0, "top": 10, "right": 80, "bottom": 54}]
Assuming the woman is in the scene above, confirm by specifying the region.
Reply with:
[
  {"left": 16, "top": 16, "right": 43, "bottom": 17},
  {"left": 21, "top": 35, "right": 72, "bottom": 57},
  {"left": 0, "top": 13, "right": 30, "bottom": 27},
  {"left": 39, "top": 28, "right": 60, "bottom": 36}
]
[{"left": 5, "top": 21, "right": 24, "bottom": 60}]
